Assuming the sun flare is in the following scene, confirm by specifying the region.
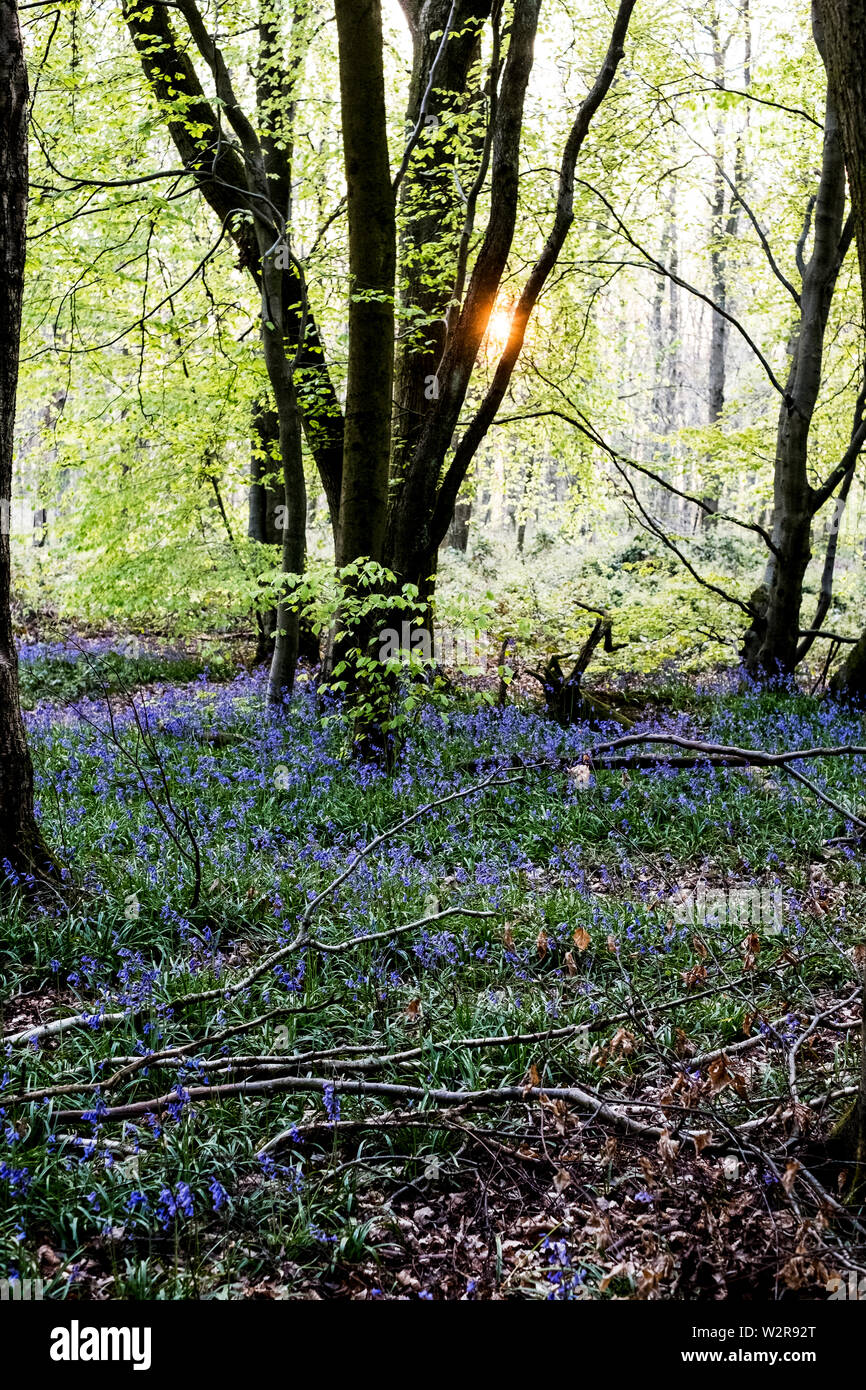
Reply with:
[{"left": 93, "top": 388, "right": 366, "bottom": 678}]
[{"left": 484, "top": 303, "right": 514, "bottom": 355}]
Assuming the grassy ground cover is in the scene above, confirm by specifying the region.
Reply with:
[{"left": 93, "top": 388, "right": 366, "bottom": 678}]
[{"left": 2, "top": 654, "right": 865, "bottom": 1299}]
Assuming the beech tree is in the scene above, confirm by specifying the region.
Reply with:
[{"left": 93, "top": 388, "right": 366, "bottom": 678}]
[
  {"left": 819, "top": 0, "right": 866, "bottom": 700},
  {"left": 382, "top": 0, "right": 637, "bottom": 608},
  {"left": 741, "top": 6, "right": 865, "bottom": 677},
  {"left": 122, "top": 0, "right": 340, "bottom": 698},
  {"left": 0, "top": 0, "right": 51, "bottom": 876},
  {"left": 333, "top": 0, "right": 396, "bottom": 573}
]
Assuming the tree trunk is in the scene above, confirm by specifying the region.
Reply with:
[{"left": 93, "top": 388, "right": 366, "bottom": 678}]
[
  {"left": 702, "top": 2, "right": 749, "bottom": 523},
  {"left": 258, "top": 176, "right": 306, "bottom": 704},
  {"left": 334, "top": 0, "right": 396, "bottom": 570},
  {"left": 820, "top": 0, "right": 866, "bottom": 311},
  {"left": 650, "top": 189, "right": 676, "bottom": 452},
  {"left": 444, "top": 499, "right": 471, "bottom": 551},
  {"left": 821, "top": 0, "right": 866, "bottom": 712},
  {"left": 266, "top": 377, "right": 305, "bottom": 705},
  {"left": 0, "top": 0, "right": 52, "bottom": 879},
  {"left": 123, "top": 0, "right": 344, "bottom": 544},
  {"left": 820, "top": 0, "right": 866, "bottom": 1201},
  {"left": 386, "top": 0, "right": 634, "bottom": 601},
  {"left": 743, "top": 20, "right": 848, "bottom": 677},
  {"left": 390, "top": 0, "right": 490, "bottom": 488},
  {"left": 322, "top": 0, "right": 398, "bottom": 711},
  {"left": 829, "top": 628, "right": 866, "bottom": 701},
  {"left": 249, "top": 402, "right": 282, "bottom": 665},
  {"left": 386, "top": 0, "right": 543, "bottom": 596}
]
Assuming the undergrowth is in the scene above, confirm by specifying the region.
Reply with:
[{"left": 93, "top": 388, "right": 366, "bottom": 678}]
[{"left": 1, "top": 658, "right": 865, "bottom": 1299}]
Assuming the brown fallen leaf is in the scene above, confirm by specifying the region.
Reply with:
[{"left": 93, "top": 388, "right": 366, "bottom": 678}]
[
  {"left": 37, "top": 1244, "right": 63, "bottom": 1275},
  {"left": 599, "top": 1261, "right": 633, "bottom": 1292},
  {"left": 792, "top": 1103, "right": 815, "bottom": 1136},
  {"left": 523, "top": 1062, "right": 542, "bottom": 1095},
  {"left": 636, "top": 1255, "right": 674, "bottom": 1299},
  {"left": 658, "top": 1129, "right": 681, "bottom": 1172},
  {"left": 681, "top": 962, "right": 708, "bottom": 990},
  {"left": 540, "top": 1094, "right": 571, "bottom": 1134},
  {"left": 610, "top": 1027, "right": 637, "bottom": 1058},
  {"left": 573, "top": 926, "right": 591, "bottom": 953},
  {"left": 742, "top": 932, "right": 761, "bottom": 970},
  {"left": 706, "top": 1053, "right": 748, "bottom": 1098}
]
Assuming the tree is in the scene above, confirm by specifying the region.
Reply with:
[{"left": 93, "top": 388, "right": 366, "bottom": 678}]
[
  {"left": 741, "top": 9, "right": 864, "bottom": 677},
  {"left": 819, "top": 0, "right": 866, "bottom": 702},
  {"left": 502, "top": 6, "right": 864, "bottom": 685},
  {"left": 0, "top": 0, "right": 52, "bottom": 876},
  {"left": 248, "top": 403, "right": 285, "bottom": 665},
  {"left": 820, "top": 0, "right": 866, "bottom": 305},
  {"left": 122, "top": 0, "right": 333, "bottom": 699},
  {"left": 333, "top": 0, "right": 396, "bottom": 573},
  {"left": 382, "top": 0, "right": 637, "bottom": 604},
  {"left": 701, "top": 0, "right": 749, "bottom": 522}
]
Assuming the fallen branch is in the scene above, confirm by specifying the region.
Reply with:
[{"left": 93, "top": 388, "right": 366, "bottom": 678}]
[
  {"left": 49, "top": 1073, "right": 673, "bottom": 1137},
  {"left": 5, "top": 1010, "right": 129, "bottom": 1047},
  {"left": 5, "top": 960, "right": 792, "bottom": 1107}
]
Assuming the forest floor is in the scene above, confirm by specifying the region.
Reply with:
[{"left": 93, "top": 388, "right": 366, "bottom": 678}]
[{"left": 2, "top": 642, "right": 866, "bottom": 1300}]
